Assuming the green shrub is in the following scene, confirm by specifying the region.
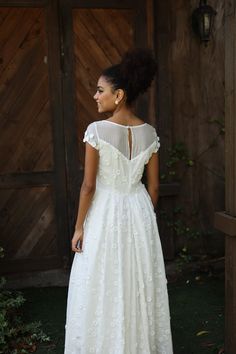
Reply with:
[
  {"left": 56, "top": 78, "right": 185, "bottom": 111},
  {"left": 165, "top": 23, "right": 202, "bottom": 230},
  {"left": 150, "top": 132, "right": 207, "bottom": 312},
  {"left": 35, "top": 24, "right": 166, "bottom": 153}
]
[{"left": 0, "top": 247, "right": 50, "bottom": 353}]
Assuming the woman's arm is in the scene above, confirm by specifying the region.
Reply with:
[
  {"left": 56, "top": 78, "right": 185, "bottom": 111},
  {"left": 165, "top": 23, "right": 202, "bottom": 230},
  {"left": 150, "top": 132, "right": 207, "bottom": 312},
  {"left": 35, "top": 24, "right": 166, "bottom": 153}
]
[
  {"left": 71, "top": 143, "right": 99, "bottom": 253},
  {"left": 145, "top": 152, "right": 160, "bottom": 208}
]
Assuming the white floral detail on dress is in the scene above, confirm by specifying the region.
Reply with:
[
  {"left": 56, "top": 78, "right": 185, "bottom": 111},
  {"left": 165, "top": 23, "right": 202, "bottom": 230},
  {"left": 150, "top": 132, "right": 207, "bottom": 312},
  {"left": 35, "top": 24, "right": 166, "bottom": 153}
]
[
  {"left": 83, "top": 123, "right": 99, "bottom": 150},
  {"left": 153, "top": 130, "right": 160, "bottom": 153}
]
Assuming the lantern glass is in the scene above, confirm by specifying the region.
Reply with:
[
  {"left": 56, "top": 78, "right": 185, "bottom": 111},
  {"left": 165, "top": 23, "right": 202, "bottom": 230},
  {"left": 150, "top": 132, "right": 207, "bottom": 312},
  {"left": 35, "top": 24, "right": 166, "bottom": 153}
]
[{"left": 203, "top": 13, "right": 210, "bottom": 34}]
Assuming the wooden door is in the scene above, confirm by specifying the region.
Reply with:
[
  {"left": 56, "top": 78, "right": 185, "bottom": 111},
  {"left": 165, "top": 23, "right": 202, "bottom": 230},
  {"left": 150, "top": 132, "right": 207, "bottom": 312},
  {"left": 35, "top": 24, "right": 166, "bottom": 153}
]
[{"left": 0, "top": 2, "right": 70, "bottom": 275}]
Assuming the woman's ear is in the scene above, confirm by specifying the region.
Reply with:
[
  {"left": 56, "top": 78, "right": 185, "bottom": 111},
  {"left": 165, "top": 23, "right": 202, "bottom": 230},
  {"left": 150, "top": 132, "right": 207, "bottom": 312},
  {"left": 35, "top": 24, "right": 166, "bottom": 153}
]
[{"left": 116, "top": 89, "right": 125, "bottom": 102}]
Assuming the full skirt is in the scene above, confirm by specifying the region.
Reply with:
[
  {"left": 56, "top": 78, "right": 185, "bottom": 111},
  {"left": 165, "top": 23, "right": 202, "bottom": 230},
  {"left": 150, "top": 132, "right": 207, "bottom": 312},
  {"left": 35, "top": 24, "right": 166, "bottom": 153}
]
[{"left": 64, "top": 183, "right": 173, "bottom": 354}]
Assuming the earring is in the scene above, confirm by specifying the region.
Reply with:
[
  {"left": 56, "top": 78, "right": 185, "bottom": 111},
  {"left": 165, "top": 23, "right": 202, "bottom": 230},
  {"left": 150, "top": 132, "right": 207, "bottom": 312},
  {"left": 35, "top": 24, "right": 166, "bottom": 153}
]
[{"left": 115, "top": 100, "right": 119, "bottom": 105}]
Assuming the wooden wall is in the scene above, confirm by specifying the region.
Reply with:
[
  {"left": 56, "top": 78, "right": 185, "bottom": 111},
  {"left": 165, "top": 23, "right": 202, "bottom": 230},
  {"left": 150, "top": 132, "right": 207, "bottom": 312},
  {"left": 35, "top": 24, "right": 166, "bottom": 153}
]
[{"left": 159, "top": 0, "right": 225, "bottom": 255}]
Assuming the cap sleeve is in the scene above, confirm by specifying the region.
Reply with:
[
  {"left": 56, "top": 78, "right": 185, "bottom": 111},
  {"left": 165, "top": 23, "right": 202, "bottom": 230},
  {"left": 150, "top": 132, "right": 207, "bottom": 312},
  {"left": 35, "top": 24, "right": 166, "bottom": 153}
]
[
  {"left": 83, "top": 122, "right": 99, "bottom": 150},
  {"left": 153, "top": 128, "right": 160, "bottom": 153}
]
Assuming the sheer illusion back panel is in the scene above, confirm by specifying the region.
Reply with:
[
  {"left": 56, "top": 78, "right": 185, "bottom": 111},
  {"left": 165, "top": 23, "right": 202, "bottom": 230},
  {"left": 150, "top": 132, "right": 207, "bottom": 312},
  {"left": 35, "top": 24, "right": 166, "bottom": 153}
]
[{"left": 86, "top": 120, "right": 159, "bottom": 160}]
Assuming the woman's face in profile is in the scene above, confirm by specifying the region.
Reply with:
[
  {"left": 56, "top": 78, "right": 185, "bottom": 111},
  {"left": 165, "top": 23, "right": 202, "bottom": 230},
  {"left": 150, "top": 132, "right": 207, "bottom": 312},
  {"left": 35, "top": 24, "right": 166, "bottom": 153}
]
[{"left": 93, "top": 76, "right": 117, "bottom": 113}]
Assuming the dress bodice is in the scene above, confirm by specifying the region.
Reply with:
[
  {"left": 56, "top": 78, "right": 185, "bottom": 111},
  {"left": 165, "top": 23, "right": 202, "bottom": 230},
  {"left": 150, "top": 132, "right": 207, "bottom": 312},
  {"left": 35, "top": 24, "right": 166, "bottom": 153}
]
[{"left": 83, "top": 120, "right": 160, "bottom": 193}]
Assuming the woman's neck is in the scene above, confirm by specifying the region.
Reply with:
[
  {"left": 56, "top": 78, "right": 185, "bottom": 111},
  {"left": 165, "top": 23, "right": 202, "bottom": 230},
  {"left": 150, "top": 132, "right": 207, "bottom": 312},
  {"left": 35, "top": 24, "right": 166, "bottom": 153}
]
[{"left": 110, "top": 105, "right": 138, "bottom": 125}]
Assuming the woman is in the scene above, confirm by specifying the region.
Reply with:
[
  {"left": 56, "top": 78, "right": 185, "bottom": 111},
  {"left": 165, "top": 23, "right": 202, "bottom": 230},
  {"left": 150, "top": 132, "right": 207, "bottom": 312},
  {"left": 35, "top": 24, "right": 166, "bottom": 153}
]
[{"left": 64, "top": 48, "right": 173, "bottom": 354}]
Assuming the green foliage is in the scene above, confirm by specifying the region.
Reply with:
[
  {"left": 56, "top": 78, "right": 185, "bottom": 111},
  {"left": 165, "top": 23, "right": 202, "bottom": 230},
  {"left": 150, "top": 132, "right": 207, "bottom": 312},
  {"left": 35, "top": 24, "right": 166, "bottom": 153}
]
[
  {"left": 160, "top": 206, "right": 202, "bottom": 242},
  {"left": 160, "top": 142, "right": 194, "bottom": 182},
  {"left": 167, "top": 218, "right": 201, "bottom": 240},
  {"left": 0, "top": 247, "right": 50, "bottom": 354},
  {"left": 166, "top": 142, "right": 194, "bottom": 168},
  {"left": 161, "top": 208, "right": 203, "bottom": 266},
  {"left": 176, "top": 247, "right": 193, "bottom": 270}
]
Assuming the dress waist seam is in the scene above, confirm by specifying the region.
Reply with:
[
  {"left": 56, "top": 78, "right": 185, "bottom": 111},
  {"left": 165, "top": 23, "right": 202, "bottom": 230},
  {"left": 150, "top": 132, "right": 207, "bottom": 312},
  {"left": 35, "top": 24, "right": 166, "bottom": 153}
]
[{"left": 95, "top": 181, "right": 145, "bottom": 195}]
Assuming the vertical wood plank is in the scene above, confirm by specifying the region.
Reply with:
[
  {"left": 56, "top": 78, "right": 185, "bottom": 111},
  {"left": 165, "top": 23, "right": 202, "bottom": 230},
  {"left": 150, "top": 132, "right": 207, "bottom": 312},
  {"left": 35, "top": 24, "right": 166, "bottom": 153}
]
[
  {"left": 46, "top": 0, "right": 71, "bottom": 268},
  {"left": 0, "top": 8, "right": 54, "bottom": 174},
  {"left": 154, "top": 0, "right": 175, "bottom": 259},
  {"left": 224, "top": 0, "right": 236, "bottom": 352},
  {"left": 146, "top": 0, "right": 156, "bottom": 126},
  {"left": 133, "top": 0, "right": 149, "bottom": 120},
  {"left": 58, "top": 0, "right": 83, "bottom": 250}
]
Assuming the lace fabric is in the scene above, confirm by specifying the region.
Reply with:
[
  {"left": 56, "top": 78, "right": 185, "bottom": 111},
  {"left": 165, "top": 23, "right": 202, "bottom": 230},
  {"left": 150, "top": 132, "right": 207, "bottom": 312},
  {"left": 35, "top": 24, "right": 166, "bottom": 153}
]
[{"left": 64, "top": 120, "right": 173, "bottom": 354}]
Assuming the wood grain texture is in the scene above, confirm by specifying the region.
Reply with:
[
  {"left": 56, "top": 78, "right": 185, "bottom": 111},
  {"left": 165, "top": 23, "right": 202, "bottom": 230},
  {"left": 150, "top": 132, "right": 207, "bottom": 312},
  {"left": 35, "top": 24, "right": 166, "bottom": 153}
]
[
  {"left": 0, "top": 6, "right": 64, "bottom": 276},
  {"left": 0, "top": 187, "right": 57, "bottom": 262},
  {"left": 0, "top": 8, "right": 53, "bottom": 173},
  {"left": 0, "top": 171, "right": 53, "bottom": 188}
]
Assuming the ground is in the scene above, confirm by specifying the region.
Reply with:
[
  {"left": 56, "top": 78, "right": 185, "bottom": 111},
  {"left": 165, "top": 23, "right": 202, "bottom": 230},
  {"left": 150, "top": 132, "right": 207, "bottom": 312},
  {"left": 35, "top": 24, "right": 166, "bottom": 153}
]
[{"left": 22, "top": 273, "right": 224, "bottom": 354}]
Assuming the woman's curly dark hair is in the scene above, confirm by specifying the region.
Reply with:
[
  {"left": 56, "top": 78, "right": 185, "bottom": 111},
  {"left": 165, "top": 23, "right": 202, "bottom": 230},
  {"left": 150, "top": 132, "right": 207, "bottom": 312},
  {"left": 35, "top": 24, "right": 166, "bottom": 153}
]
[{"left": 101, "top": 48, "right": 157, "bottom": 105}]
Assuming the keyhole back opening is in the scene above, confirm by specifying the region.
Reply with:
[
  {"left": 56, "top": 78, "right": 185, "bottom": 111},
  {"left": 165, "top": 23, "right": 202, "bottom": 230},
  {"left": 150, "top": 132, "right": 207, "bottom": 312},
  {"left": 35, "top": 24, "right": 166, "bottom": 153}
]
[{"left": 128, "top": 127, "right": 132, "bottom": 160}]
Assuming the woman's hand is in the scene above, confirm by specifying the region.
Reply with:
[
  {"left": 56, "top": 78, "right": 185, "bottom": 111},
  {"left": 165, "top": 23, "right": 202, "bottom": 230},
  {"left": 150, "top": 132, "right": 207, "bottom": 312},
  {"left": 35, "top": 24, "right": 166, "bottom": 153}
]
[{"left": 71, "top": 227, "right": 84, "bottom": 253}]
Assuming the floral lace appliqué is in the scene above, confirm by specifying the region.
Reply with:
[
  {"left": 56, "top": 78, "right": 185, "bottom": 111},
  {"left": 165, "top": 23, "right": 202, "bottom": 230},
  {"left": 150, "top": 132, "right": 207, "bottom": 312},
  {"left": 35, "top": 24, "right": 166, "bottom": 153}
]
[{"left": 83, "top": 130, "right": 98, "bottom": 149}]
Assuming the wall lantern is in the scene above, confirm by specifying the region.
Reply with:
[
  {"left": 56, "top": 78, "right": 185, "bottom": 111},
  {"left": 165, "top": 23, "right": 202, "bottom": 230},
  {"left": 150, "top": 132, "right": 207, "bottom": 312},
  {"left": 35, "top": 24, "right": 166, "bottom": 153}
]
[{"left": 192, "top": 0, "right": 217, "bottom": 44}]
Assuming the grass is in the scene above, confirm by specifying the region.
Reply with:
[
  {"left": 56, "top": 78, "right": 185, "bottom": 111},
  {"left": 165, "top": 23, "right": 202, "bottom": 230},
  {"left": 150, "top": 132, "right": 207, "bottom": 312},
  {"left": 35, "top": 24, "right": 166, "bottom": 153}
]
[{"left": 21, "top": 273, "right": 224, "bottom": 354}]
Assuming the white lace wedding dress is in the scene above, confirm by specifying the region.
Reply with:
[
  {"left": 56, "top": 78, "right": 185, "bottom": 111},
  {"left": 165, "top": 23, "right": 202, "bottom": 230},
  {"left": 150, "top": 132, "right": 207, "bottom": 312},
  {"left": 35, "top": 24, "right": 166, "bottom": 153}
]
[{"left": 64, "top": 120, "right": 173, "bottom": 354}]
